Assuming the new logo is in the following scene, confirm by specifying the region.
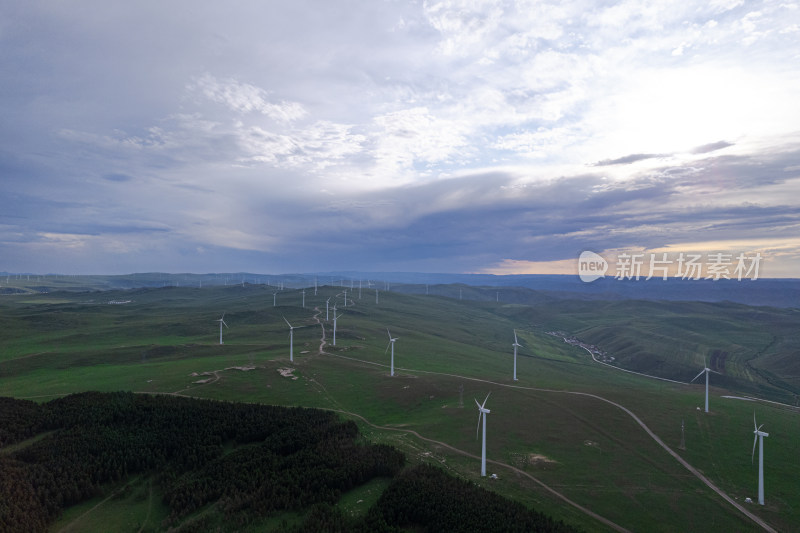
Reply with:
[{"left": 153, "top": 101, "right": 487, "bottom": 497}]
[{"left": 578, "top": 251, "right": 608, "bottom": 282}]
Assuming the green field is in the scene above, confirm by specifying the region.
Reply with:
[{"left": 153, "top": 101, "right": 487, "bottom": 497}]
[{"left": 1, "top": 281, "right": 799, "bottom": 532}]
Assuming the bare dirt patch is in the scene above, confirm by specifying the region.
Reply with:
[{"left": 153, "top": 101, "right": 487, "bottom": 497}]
[
  {"left": 277, "top": 367, "right": 298, "bottom": 380},
  {"left": 528, "top": 453, "right": 557, "bottom": 464}
]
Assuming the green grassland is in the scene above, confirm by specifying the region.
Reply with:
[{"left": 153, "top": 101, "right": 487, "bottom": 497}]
[{"left": 1, "top": 282, "right": 799, "bottom": 532}]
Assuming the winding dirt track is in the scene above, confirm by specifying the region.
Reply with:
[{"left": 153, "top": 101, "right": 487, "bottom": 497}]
[{"left": 311, "top": 306, "right": 777, "bottom": 533}]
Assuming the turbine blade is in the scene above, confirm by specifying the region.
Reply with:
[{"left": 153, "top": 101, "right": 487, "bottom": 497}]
[
  {"left": 752, "top": 434, "right": 757, "bottom": 464},
  {"left": 514, "top": 330, "right": 518, "bottom": 344},
  {"left": 476, "top": 410, "right": 482, "bottom": 440},
  {"left": 387, "top": 328, "right": 392, "bottom": 340},
  {"left": 691, "top": 368, "right": 706, "bottom": 383},
  {"left": 222, "top": 320, "right": 228, "bottom": 328},
  {"left": 481, "top": 392, "right": 491, "bottom": 408},
  {"left": 282, "top": 315, "right": 292, "bottom": 328},
  {"left": 384, "top": 342, "right": 391, "bottom": 354},
  {"left": 754, "top": 411, "right": 757, "bottom": 431}
]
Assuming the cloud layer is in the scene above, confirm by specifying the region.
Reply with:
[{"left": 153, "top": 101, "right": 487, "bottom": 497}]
[{"left": 1, "top": 1, "right": 799, "bottom": 276}]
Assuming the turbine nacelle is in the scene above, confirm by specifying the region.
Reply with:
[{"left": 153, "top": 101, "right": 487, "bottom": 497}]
[
  {"left": 752, "top": 414, "right": 769, "bottom": 463},
  {"left": 475, "top": 393, "right": 491, "bottom": 438},
  {"left": 385, "top": 328, "right": 399, "bottom": 352}
]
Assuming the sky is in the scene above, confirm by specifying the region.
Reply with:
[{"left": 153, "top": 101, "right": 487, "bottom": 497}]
[{"left": 2, "top": 0, "right": 799, "bottom": 277}]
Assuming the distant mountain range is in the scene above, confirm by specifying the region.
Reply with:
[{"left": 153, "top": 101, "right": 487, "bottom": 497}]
[
  {"left": 2, "top": 271, "right": 798, "bottom": 308},
  {"left": 324, "top": 272, "right": 800, "bottom": 309}
]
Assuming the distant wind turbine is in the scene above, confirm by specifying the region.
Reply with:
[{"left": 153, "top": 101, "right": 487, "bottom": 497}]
[
  {"left": 385, "top": 329, "right": 398, "bottom": 376},
  {"left": 691, "top": 358, "right": 720, "bottom": 413},
  {"left": 375, "top": 288, "right": 379, "bottom": 304},
  {"left": 512, "top": 330, "right": 522, "bottom": 381},
  {"left": 314, "top": 276, "right": 318, "bottom": 295},
  {"left": 475, "top": 393, "right": 491, "bottom": 477},
  {"left": 273, "top": 292, "right": 278, "bottom": 307},
  {"left": 326, "top": 297, "right": 331, "bottom": 321},
  {"left": 752, "top": 413, "right": 769, "bottom": 506},
  {"left": 343, "top": 289, "right": 348, "bottom": 307},
  {"left": 216, "top": 313, "right": 228, "bottom": 345},
  {"left": 302, "top": 289, "right": 306, "bottom": 308}
]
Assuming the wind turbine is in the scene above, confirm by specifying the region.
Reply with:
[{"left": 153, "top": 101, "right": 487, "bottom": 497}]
[
  {"left": 283, "top": 316, "right": 299, "bottom": 362},
  {"left": 385, "top": 329, "right": 398, "bottom": 376},
  {"left": 475, "top": 393, "right": 491, "bottom": 477},
  {"left": 332, "top": 306, "right": 341, "bottom": 346},
  {"left": 325, "top": 297, "right": 331, "bottom": 321},
  {"left": 273, "top": 291, "right": 278, "bottom": 307},
  {"left": 302, "top": 289, "right": 306, "bottom": 308},
  {"left": 216, "top": 313, "right": 228, "bottom": 345},
  {"left": 343, "top": 289, "right": 348, "bottom": 307},
  {"left": 375, "top": 288, "right": 379, "bottom": 304},
  {"left": 512, "top": 330, "right": 522, "bottom": 381},
  {"left": 752, "top": 413, "right": 769, "bottom": 505},
  {"left": 691, "top": 358, "right": 720, "bottom": 413}
]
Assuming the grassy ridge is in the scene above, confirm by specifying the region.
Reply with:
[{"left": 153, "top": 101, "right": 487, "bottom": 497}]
[{"left": 1, "top": 284, "right": 799, "bottom": 531}]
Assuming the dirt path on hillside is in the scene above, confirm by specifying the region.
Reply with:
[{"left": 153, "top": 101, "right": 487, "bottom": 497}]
[
  {"left": 324, "top": 350, "right": 777, "bottom": 533},
  {"left": 312, "top": 306, "right": 327, "bottom": 355},
  {"left": 327, "top": 407, "right": 631, "bottom": 533}
]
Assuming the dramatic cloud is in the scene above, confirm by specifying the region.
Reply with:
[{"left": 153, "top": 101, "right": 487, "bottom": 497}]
[{"left": 1, "top": 1, "right": 799, "bottom": 277}]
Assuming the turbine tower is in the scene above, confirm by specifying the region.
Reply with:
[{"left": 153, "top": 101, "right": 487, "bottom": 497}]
[
  {"left": 691, "top": 358, "right": 720, "bottom": 412},
  {"left": 302, "top": 289, "right": 306, "bottom": 308},
  {"left": 475, "top": 393, "right": 491, "bottom": 477},
  {"left": 386, "top": 328, "right": 398, "bottom": 376},
  {"left": 512, "top": 330, "right": 522, "bottom": 381},
  {"left": 216, "top": 313, "right": 228, "bottom": 345},
  {"left": 283, "top": 316, "right": 297, "bottom": 362},
  {"left": 273, "top": 292, "right": 278, "bottom": 307},
  {"left": 332, "top": 306, "right": 341, "bottom": 346},
  {"left": 325, "top": 297, "right": 331, "bottom": 321},
  {"left": 752, "top": 413, "right": 769, "bottom": 505}
]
